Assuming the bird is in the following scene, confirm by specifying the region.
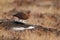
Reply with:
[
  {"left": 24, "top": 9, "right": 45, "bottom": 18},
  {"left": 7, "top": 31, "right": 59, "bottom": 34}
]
[
  {"left": 13, "top": 11, "right": 30, "bottom": 20},
  {"left": 0, "top": 20, "right": 36, "bottom": 31}
]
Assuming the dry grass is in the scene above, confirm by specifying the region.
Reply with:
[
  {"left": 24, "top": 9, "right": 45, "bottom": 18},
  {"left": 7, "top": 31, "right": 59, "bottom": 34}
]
[
  {"left": 0, "top": 26, "right": 60, "bottom": 40},
  {"left": 0, "top": 0, "right": 60, "bottom": 40}
]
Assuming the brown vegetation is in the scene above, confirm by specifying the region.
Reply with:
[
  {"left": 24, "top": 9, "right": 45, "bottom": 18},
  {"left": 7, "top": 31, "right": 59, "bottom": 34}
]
[{"left": 0, "top": 0, "right": 60, "bottom": 40}]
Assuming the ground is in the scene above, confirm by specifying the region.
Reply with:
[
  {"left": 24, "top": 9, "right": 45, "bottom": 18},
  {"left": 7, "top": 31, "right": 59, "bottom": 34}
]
[{"left": 0, "top": 0, "right": 60, "bottom": 40}]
